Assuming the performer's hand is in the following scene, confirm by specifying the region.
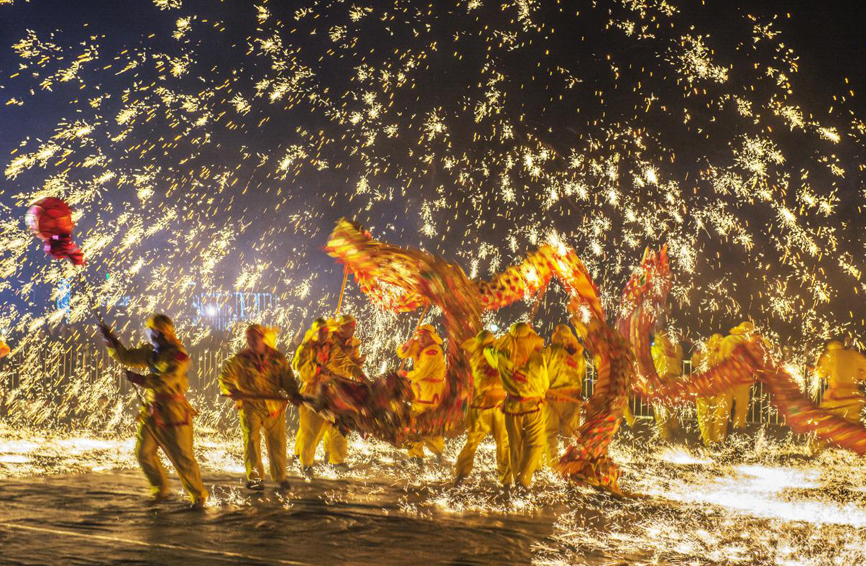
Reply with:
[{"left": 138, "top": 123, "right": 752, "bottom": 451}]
[
  {"left": 316, "top": 345, "right": 330, "bottom": 365},
  {"left": 306, "top": 396, "right": 325, "bottom": 412},
  {"left": 99, "top": 323, "right": 118, "bottom": 348},
  {"left": 289, "top": 391, "right": 304, "bottom": 405},
  {"left": 125, "top": 370, "right": 145, "bottom": 386}
]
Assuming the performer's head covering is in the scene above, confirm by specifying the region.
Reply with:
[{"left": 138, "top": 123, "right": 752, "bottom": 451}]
[
  {"left": 551, "top": 324, "right": 580, "bottom": 350},
  {"left": 707, "top": 333, "right": 724, "bottom": 349},
  {"left": 461, "top": 329, "right": 495, "bottom": 353},
  {"left": 497, "top": 322, "right": 543, "bottom": 364},
  {"left": 730, "top": 321, "right": 755, "bottom": 335},
  {"left": 245, "top": 323, "right": 278, "bottom": 348},
  {"left": 417, "top": 324, "right": 443, "bottom": 345},
  {"left": 261, "top": 326, "right": 279, "bottom": 349},
  {"left": 329, "top": 314, "right": 357, "bottom": 340},
  {"left": 246, "top": 323, "right": 266, "bottom": 338},
  {"left": 146, "top": 314, "right": 183, "bottom": 350},
  {"left": 302, "top": 318, "right": 331, "bottom": 344}
]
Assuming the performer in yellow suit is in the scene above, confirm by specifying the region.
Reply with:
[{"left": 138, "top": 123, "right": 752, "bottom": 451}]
[
  {"left": 811, "top": 340, "right": 866, "bottom": 453},
  {"left": 293, "top": 319, "right": 365, "bottom": 474},
  {"left": 398, "top": 324, "right": 447, "bottom": 463},
  {"left": 321, "top": 315, "right": 367, "bottom": 468},
  {"left": 100, "top": 314, "right": 208, "bottom": 507},
  {"left": 454, "top": 329, "right": 510, "bottom": 485},
  {"left": 715, "top": 322, "right": 758, "bottom": 439},
  {"left": 816, "top": 341, "right": 866, "bottom": 420},
  {"left": 693, "top": 333, "right": 725, "bottom": 446},
  {"left": 219, "top": 324, "right": 301, "bottom": 490},
  {"left": 485, "top": 322, "right": 549, "bottom": 489},
  {"left": 542, "top": 324, "right": 585, "bottom": 465},
  {"left": 329, "top": 314, "right": 365, "bottom": 367},
  {"left": 651, "top": 331, "right": 684, "bottom": 441}
]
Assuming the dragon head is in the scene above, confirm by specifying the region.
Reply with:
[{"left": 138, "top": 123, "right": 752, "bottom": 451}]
[{"left": 620, "top": 244, "right": 671, "bottom": 319}]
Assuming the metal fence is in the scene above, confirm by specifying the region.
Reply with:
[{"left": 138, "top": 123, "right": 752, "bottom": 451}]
[
  {"left": 2, "top": 339, "right": 809, "bottom": 428},
  {"left": 582, "top": 359, "right": 796, "bottom": 426},
  {"left": 0, "top": 341, "right": 231, "bottom": 415}
]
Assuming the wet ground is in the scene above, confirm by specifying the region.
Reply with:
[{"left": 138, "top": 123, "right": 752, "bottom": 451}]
[
  {"left": 0, "top": 470, "right": 558, "bottom": 565},
  {"left": 2, "top": 422, "right": 866, "bottom": 565}
]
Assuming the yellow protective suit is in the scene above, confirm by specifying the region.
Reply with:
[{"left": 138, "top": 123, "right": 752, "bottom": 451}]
[
  {"left": 622, "top": 402, "right": 636, "bottom": 428},
  {"left": 693, "top": 334, "right": 725, "bottom": 446},
  {"left": 815, "top": 342, "right": 866, "bottom": 422},
  {"left": 321, "top": 315, "right": 367, "bottom": 463},
  {"left": 485, "top": 323, "right": 549, "bottom": 488},
  {"left": 651, "top": 331, "right": 684, "bottom": 441},
  {"left": 454, "top": 330, "right": 511, "bottom": 484},
  {"left": 716, "top": 322, "right": 758, "bottom": 434},
  {"left": 293, "top": 320, "right": 365, "bottom": 468},
  {"left": 219, "top": 346, "right": 299, "bottom": 484},
  {"left": 810, "top": 341, "right": 866, "bottom": 454},
  {"left": 398, "top": 324, "right": 447, "bottom": 460},
  {"left": 542, "top": 324, "right": 585, "bottom": 465},
  {"left": 107, "top": 316, "right": 207, "bottom": 504},
  {"left": 261, "top": 326, "right": 280, "bottom": 349},
  {"left": 329, "top": 314, "right": 366, "bottom": 367}
]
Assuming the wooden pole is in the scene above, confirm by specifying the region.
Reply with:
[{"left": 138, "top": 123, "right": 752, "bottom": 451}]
[
  {"left": 334, "top": 264, "right": 350, "bottom": 316},
  {"left": 415, "top": 303, "right": 431, "bottom": 331},
  {"left": 399, "top": 303, "right": 431, "bottom": 371},
  {"left": 529, "top": 281, "right": 550, "bottom": 323}
]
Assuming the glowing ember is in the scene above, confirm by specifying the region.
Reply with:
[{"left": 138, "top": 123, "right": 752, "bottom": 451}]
[{"left": 0, "top": 0, "right": 864, "bottom": 562}]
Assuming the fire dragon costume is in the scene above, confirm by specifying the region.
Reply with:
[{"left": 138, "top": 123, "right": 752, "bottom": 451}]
[{"left": 323, "top": 220, "right": 866, "bottom": 493}]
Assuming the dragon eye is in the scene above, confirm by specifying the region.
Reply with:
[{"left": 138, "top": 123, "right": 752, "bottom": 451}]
[{"left": 639, "top": 273, "right": 647, "bottom": 286}]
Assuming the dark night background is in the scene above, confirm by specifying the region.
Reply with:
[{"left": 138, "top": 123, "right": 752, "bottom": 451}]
[{"left": 0, "top": 0, "right": 864, "bottom": 344}]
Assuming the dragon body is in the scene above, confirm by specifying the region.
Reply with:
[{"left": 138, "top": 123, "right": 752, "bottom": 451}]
[
  {"left": 619, "top": 246, "right": 866, "bottom": 456},
  {"left": 325, "top": 219, "right": 634, "bottom": 489},
  {"left": 323, "top": 220, "right": 866, "bottom": 493}
]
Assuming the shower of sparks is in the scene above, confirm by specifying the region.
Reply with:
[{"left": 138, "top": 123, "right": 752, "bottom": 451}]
[
  {"left": 533, "top": 433, "right": 866, "bottom": 564},
  {"left": 3, "top": 424, "right": 866, "bottom": 563},
  {"left": 1, "top": 0, "right": 856, "bottom": 421},
  {"left": 0, "top": 0, "right": 865, "bottom": 561}
]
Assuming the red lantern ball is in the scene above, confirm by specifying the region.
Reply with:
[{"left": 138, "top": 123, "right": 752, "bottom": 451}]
[
  {"left": 26, "top": 197, "right": 85, "bottom": 266},
  {"left": 26, "top": 197, "right": 75, "bottom": 240}
]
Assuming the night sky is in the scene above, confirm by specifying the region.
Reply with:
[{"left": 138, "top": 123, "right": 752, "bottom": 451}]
[{"left": 1, "top": 0, "right": 865, "bottom": 347}]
